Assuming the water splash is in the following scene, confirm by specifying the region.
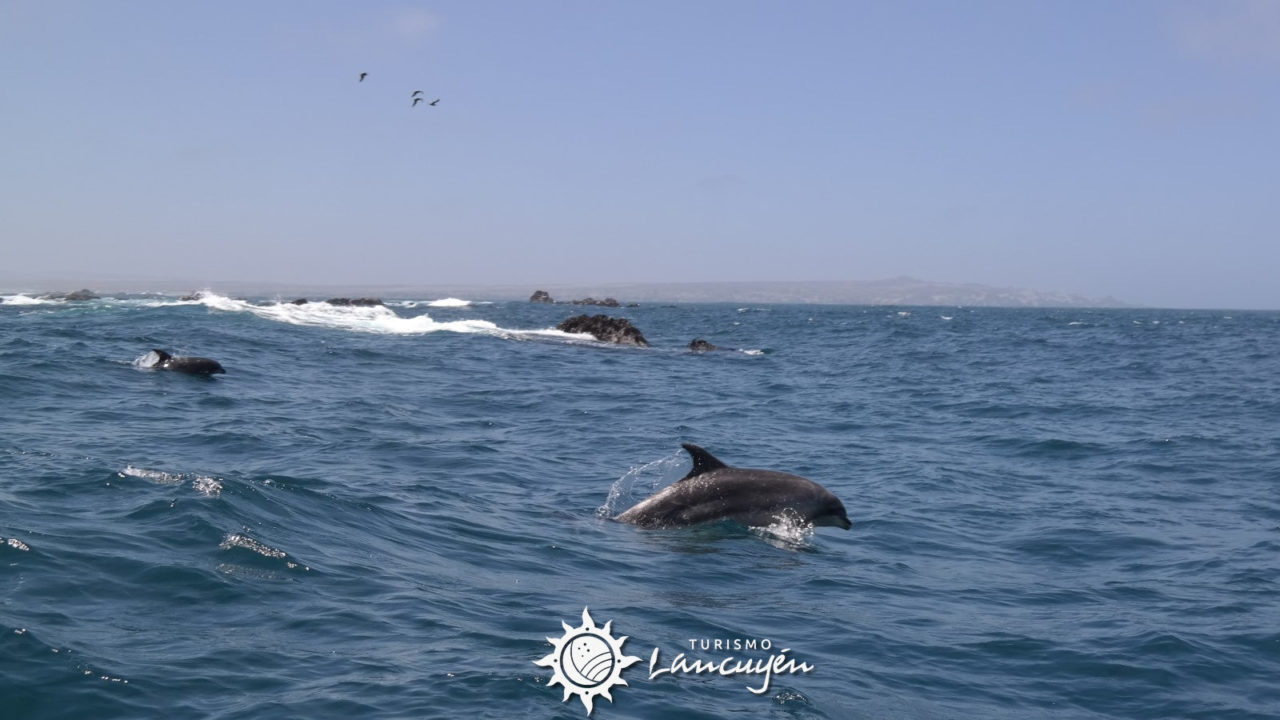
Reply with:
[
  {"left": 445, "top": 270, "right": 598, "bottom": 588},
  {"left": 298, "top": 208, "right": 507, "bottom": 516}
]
[{"left": 597, "top": 450, "right": 687, "bottom": 518}]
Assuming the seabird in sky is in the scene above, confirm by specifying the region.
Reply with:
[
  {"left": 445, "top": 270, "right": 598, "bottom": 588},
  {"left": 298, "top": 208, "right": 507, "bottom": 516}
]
[
  {"left": 429, "top": 98, "right": 440, "bottom": 106},
  {"left": 412, "top": 97, "right": 424, "bottom": 107},
  {"left": 411, "top": 90, "right": 423, "bottom": 97},
  {"left": 359, "top": 72, "right": 368, "bottom": 82}
]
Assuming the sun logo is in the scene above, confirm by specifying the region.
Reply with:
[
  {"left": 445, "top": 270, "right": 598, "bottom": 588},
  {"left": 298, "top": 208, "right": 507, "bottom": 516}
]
[{"left": 534, "top": 607, "right": 642, "bottom": 715}]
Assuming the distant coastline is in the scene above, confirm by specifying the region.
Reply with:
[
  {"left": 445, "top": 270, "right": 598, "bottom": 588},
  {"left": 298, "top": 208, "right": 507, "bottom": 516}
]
[{"left": 2, "top": 276, "right": 1129, "bottom": 308}]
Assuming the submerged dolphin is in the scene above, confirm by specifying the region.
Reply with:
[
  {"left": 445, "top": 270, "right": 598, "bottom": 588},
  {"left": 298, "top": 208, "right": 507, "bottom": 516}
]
[
  {"left": 138, "top": 349, "right": 225, "bottom": 375},
  {"left": 615, "top": 444, "right": 851, "bottom": 530}
]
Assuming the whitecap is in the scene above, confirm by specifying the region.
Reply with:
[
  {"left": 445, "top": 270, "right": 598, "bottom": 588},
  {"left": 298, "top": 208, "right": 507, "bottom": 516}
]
[
  {"left": 1, "top": 294, "right": 47, "bottom": 305},
  {"left": 196, "top": 292, "right": 596, "bottom": 342},
  {"left": 426, "top": 297, "right": 472, "bottom": 308}
]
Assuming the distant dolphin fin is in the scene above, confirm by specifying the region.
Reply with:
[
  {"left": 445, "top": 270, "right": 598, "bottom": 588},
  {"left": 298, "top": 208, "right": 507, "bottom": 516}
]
[
  {"left": 680, "top": 443, "right": 729, "bottom": 481},
  {"left": 151, "top": 349, "right": 173, "bottom": 363}
]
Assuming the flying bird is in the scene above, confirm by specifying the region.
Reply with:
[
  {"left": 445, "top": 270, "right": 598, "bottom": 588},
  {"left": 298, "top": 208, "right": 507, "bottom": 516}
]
[
  {"left": 412, "top": 97, "right": 423, "bottom": 107},
  {"left": 359, "top": 72, "right": 368, "bottom": 82},
  {"left": 411, "top": 90, "right": 423, "bottom": 97},
  {"left": 429, "top": 98, "right": 440, "bottom": 106}
]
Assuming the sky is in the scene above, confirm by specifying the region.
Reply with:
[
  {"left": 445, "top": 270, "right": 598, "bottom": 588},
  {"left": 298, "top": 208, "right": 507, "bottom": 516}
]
[{"left": 2, "top": 0, "right": 1278, "bottom": 308}]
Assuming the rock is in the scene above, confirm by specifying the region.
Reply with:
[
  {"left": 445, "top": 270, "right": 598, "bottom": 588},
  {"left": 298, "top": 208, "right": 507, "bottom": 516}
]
[
  {"left": 43, "top": 289, "right": 99, "bottom": 301},
  {"left": 570, "top": 296, "right": 621, "bottom": 307},
  {"left": 529, "top": 290, "right": 554, "bottom": 303},
  {"left": 688, "top": 339, "right": 721, "bottom": 352},
  {"left": 324, "top": 297, "right": 383, "bottom": 307},
  {"left": 288, "top": 298, "right": 309, "bottom": 305},
  {"left": 557, "top": 314, "right": 649, "bottom": 347}
]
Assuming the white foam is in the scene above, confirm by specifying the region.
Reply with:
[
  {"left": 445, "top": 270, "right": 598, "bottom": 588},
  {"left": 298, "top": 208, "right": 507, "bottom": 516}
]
[
  {"left": 192, "top": 476, "right": 223, "bottom": 498},
  {"left": 1, "top": 294, "right": 47, "bottom": 305},
  {"left": 740, "top": 349, "right": 765, "bottom": 356},
  {"left": 196, "top": 292, "right": 585, "bottom": 341},
  {"left": 426, "top": 297, "right": 472, "bottom": 308},
  {"left": 131, "top": 350, "right": 163, "bottom": 369},
  {"left": 220, "top": 533, "right": 286, "bottom": 558},
  {"left": 120, "top": 465, "right": 183, "bottom": 484},
  {"left": 750, "top": 510, "right": 817, "bottom": 548}
]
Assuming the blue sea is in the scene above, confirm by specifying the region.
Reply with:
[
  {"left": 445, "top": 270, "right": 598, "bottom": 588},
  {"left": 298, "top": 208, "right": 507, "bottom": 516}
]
[{"left": 2, "top": 292, "right": 1278, "bottom": 719}]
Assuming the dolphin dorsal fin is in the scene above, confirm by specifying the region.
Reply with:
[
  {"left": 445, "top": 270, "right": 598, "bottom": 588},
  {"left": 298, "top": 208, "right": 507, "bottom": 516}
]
[
  {"left": 151, "top": 349, "right": 172, "bottom": 362},
  {"left": 679, "top": 443, "right": 729, "bottom": 481}
]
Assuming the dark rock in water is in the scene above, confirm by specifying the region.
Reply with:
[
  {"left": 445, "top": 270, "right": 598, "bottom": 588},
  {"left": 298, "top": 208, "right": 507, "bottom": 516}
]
[
  {"left": 529, "top": 290, "right": 554, "bottom": 303},
  {"left": 557, "top": 314, "right": 649, "bottom": 347},
  {"left": 44, "top": 289, "right": 99, "bottom": 301},
  {"left": 570, "top": 296, "right": 621, "bottom": 308},
  {"left": 325, "top": 297, "right": 383, "bottom": 307},
  {"left": 688, "top": 339, "right": 722, "bottom": 352},
  {"left": 289, "top": 298, "right": 309, "bottom": 305},
  {"left": 179, "top": 292, "right": 203, "bottom": 302}
]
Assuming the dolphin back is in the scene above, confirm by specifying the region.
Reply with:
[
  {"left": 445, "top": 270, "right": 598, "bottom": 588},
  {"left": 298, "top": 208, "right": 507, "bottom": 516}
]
[
  {"left": 163, "top": 356, "right": 226, "bottom": 375},
  {"left": 618, "top": 444, "right": 852, "bottom": 530},
  {"left": 143, "top": 348, "right": 225, "bottom": 375}
]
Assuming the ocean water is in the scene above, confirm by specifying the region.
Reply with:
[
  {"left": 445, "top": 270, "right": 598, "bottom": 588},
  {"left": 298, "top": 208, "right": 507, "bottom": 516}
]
[{"left": 2, "top": 293, "right": 1278, "bottom": 719}]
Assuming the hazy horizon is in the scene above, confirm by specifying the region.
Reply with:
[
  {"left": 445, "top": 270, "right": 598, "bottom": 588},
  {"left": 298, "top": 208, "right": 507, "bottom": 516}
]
[
  {"left": 0, "top": 272, "right": 1234, "bottom": 310},
  {"left": 3, "top": 2, "right": 1278, "bottom": 309}
]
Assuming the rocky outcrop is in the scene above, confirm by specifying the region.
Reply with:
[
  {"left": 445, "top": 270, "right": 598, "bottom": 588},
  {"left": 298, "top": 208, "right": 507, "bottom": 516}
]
[
  {"left": 570, "top": 296, "right": 620, "bottom": 307},
  {"left": 324, "top": 298, "right": 384, "bottom": 307},
  {"left": 556, "top": 314, "right": 649, "bottom": 347},
  {"left": 529, "top": 290, "right": 554, "bottom": 303},
  {"left": 688, "top": 339, "right": 722, "bottom": 352},
  {"left": 42, "top": 289, "right": 99, "bottom": 301}
]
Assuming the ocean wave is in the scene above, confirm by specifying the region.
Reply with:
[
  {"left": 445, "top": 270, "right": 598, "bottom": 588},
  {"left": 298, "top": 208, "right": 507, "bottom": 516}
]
[
  {"left": 1, "top": 294, "right": 53, "bottom": 305},
  {"left": 195, "top": 292, "right": 583, "bottom": 341},
  {"left": 426, "top": 297, "right": 472, "bottom": 308}
]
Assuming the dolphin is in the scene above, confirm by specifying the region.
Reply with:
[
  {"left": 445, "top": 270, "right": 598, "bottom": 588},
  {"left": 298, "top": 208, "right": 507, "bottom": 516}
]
[
  {"left": 615, "top": 444, "right": 851, "bottom": 530},
  {"left": 138, "top": 349, "right": 225, "bottom": 375}
]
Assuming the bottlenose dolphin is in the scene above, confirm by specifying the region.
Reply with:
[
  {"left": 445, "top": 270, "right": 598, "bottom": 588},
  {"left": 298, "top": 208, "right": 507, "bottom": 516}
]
[
  {"left": 138, "top": 349, "right": 225, "bottom": 375},
  {"left": 615, "top": 444, "right": 851, "bottom": 530}
]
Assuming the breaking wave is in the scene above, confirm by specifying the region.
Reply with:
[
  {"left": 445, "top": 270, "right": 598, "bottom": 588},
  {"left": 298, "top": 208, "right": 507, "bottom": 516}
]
[{"left": 194, "top": 293, "right": 582, "bottom": 341}]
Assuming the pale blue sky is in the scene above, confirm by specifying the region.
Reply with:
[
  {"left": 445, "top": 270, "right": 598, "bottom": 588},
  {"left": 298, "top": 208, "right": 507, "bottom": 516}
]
[{"left": 2, "top": 1, "right": 1278, "bottom": 308}]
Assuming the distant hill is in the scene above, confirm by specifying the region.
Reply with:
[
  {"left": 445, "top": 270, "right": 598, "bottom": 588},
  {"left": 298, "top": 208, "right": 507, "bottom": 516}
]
[{"left": 503, "top": 278, "right": 1129, "bottom": 308}]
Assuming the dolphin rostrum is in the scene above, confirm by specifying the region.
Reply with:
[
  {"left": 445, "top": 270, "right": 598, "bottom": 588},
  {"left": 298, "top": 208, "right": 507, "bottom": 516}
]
[{"left": 615, "top": 444, "right": 851, "bottom": 530}]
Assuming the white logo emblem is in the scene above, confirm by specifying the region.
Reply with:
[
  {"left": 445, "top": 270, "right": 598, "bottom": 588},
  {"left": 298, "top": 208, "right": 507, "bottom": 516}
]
[{"left": 534, "top": 607, "right": 641, "bottom": 715}]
